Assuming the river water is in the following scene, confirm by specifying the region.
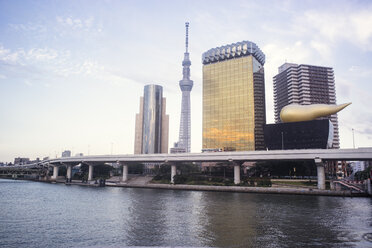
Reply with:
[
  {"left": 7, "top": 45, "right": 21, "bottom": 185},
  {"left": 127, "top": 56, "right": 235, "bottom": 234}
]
[{"left": 0, "top": 179, "right": 371, "bottom": 248}]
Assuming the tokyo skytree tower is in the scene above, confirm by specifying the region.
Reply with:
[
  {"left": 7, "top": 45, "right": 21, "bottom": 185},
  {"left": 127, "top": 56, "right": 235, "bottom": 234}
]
[{"left": 177, "top": 22, "right": 193, "bottom": 152}]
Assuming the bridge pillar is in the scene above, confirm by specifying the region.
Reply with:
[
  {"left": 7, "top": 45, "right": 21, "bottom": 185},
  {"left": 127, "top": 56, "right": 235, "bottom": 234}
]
[
  {"left": 52, "top": 166, "right": 59, "bottom": 180},
  {"left": 66, "top": 165, "right": 72, "bottom": 180},
  {"left": 315, "top": 158, "right": 325, "bottom": 190},
  {"left": 122, "top": 164, "right": 128, "bottom": 182},
  {"left": 171, "top": 164, "right": 176, "bottom": 184},
  {"left": 330, "top": 180, "right": 335, "bottom": 191},
  {"left": 88, "top": 165, "right": 93, "bottom": 181},
  {"left": 367, "top": 179, "right": 372, "bottom": 195},
  {"left": 234, "top": 163, "right": 241, "bottom": 185}
]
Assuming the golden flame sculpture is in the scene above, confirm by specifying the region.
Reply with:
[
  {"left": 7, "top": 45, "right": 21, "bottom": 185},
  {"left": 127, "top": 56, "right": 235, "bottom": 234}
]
[{"left": 280, "top": 103, "right": 352, "bottom": 123}]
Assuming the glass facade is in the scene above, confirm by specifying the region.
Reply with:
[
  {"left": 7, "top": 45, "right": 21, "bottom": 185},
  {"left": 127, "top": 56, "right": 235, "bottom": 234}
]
[
  {"left": 142, "top": 85, "right": 163, "bottom": 154},
  {"left": 203, "top": 54, "right": 266, "bottom": 151}
]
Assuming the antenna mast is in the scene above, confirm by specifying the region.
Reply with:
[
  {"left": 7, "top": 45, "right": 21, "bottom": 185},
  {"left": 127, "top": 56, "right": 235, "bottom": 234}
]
[{"left": 185, "top": 22, "right": 189, "bottom": 53}]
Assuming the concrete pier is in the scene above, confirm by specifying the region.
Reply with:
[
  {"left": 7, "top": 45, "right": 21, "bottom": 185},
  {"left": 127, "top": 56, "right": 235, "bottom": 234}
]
[
  {"left": 52, "top": 166, "right": 59, "bottom": 180},
  {"left": 122, "top": 164, "right": 128, "bottom": 182},
  {"left": 315, "top": 158, "right": 325, "bottom": 190},
  {"left": 171, "top": 164, "right": 176, "bottom": 184},
  {"left": 66, "top": 165, "right": 72, "bottom": 180},
  {"left": 234, "top": 164, "right": 240, "bottom": 185},
  {"left": 330, "top": 180, "right": 335, "bottom": 191},
  {"left": 88, "top": 165, "right": 93, "bottom": 181}
]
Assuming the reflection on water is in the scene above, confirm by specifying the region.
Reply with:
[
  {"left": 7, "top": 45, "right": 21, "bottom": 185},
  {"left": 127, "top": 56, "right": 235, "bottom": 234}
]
[{"left": 0, "top": 179, "right": 371, "bottom": 248}]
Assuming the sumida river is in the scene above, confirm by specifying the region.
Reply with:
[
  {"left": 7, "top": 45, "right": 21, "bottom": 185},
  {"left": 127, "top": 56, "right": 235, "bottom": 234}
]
[{"left": 0, "top": 179, "right": 371, "bottom": 248}]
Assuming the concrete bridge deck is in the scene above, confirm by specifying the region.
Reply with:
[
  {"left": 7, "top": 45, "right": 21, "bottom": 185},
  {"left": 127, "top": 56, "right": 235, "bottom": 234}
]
[{"left": 3, "top": 148, "right": 372, "bottom": 191}]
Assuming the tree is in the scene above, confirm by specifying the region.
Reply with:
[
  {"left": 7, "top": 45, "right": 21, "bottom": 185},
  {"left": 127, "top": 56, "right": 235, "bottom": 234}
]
[
  {"left": 248, "top": 160, "right": 316, "bottom": 177},
  {"left": 128, "top": 163, "right": 144, "bottom": 174}
]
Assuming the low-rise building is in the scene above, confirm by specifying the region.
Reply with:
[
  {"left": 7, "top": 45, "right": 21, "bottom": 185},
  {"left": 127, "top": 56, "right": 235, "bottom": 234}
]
[
  {"left": 62, "top": 150, "right": 71, "bottom": 157},
  {"left": 14, "top": 157, "right": 30, "bottom": 165}
]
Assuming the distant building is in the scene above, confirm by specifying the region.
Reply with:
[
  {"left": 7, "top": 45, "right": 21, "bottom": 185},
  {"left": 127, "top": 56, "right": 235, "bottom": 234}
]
[
  {"left": 202, "top": 41, "right": 266, "bottom": 151},
  {"left": 14, "top": 157, "right": 30, "bottom": 165},
  {"left": 62, "top": 150, "right": 71, "bottom": 157},
  {"left": 273, "top": 63, "right": 339, "bottom": 148},
  {"left": 29, "top": 158, "right": 40, "bottom": 164},
  {"left": 170, "top": 142, "right": 186, "bottom": 154},
  {"left": 351, "top": 161, "right": 366, "bottom": 173},
  {"left": 134, "top": 84, "right": 169, "bottom": 154}
]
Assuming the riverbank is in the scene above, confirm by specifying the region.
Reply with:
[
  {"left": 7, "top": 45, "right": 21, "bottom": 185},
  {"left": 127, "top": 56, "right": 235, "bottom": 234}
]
[
  {"left": 1, "top": 176, "right": 368, "bottom": 197},
  {"left": 111, "top": 181, "right": 367, "bottom": 197},
  {"left": 32, "top": 179, "right": 372, "bottom": 197}
]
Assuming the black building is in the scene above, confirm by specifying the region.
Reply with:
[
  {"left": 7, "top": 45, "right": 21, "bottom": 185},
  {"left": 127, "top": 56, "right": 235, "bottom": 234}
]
[{"left": 264, "top": 119, "right": 333, "bottom": 150}]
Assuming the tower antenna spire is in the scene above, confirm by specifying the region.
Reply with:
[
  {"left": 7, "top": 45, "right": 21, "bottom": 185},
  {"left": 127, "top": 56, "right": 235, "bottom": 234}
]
[
  {"left": 171, "top": 22, "right": 193, "bottom": 153},
  {"left": 185, "top": 22, "right": 189, "bottom": 53}
]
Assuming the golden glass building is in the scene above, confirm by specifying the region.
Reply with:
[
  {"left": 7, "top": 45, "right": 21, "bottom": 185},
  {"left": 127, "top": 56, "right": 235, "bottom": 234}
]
[{"left": 202, "top": 41, "right": 266, "bottom": 151}]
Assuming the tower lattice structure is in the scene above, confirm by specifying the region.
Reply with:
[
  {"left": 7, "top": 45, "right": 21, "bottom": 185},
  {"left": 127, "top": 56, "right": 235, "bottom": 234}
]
[{"left": 177, "top": 22, "right": 193, "bottom": 153}]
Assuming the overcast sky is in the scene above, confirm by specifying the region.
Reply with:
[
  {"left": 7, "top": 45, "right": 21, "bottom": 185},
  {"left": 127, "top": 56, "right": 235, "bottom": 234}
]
[{"left": 1, "top": 0, "right": 372, "bottom": 162}]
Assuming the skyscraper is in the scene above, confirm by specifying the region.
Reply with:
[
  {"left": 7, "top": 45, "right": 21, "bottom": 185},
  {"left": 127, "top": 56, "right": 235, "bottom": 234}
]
[
  {"left": 273, "top": 63, "right": 339, "bottom": 148},
  {"left": 173, "top": 22, "right": 193, "bottom": 153},
  {"left": 134, "top": 84, "right": 169, "bottom": 154},
  {"left": 202, "top": 41, "right": 266, "bottom": 151}
]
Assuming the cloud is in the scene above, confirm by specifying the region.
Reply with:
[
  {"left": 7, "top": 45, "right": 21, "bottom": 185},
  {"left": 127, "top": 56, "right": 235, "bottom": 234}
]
[
  {"left": 9, "top": 23, "right": 47, "bottom": 33},
  {"left": 336, "top": 78, "right": 352, "bottom": 99},
  {"left": 310, "top": 40, "right": 332, "bottom": 61},
  {"left": 263, "top": 41, "right": 312, "bottom": 67},
  {"left": 0, "top": 45, "right": 65, "bottom": 65},
  {"left": 0, "top": 45, "right": 22, "bottom": 63},
  {"left": 0, "top": 74, "right": 6, "bottom": 79},
  {"left": 294, "top": 8, "right": 372, "bottom": 51},
  {"left": 0, "top": 43, "right": 141, "bottom": 88},
  {"left": 27, "top": 48, "right": 58, "bottom": 61},
  {"left": 56, "top": 16, "right": 96, "bottom": 30},
  {"left": 24, "top": 80, "right": 32, "bottom": 86},
  {"left": 347, "top": 65, "right": 372, "bottom": 78}
]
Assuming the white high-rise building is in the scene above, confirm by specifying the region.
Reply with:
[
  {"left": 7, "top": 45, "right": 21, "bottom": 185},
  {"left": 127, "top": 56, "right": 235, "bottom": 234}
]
[{"left": 273, "top": 63, "right": 339, "bottom": 148}]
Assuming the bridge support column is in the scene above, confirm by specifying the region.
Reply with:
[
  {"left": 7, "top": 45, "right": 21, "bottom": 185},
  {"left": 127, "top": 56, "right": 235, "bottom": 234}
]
[
  {"left": 234, "top": 163, "right": 241, "bottom": 185},
  {"left": 88, "top": 165, "right": 93, "bottom": 181},
  {"left": 52, "top": 166, "right": 59, "bottom": 180},
  {"left": 122, "top": 164, "right": 128, "bottom": 182},
  {"left": 315, "top": 158, "right": 325, "bottom": 190},
  {"left": 66, "top": 165, "right": 72, "bottom": 181},
  {"left": 171, "top": 164, "right": 176, "bottom": 184},
  {"left": 330, "top": 180, "right": 335, "bottom": 191},
  {"left": 367, "top": 179, "right": 372, "bottom": 195}
]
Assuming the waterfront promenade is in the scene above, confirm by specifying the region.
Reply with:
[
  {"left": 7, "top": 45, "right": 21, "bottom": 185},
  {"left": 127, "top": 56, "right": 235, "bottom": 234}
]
[{"left": 40, "top": 175, "right": 369, "bottom": 197}]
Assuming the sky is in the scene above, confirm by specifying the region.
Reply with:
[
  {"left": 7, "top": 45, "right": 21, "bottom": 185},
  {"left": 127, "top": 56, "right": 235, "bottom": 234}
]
[{"left": 1, "top": 0, "right": 372, "bottom": 162}]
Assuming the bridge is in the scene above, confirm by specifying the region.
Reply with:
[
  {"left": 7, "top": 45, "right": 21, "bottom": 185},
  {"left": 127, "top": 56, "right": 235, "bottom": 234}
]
[{"left": 36, "top": 147, "right": 372, "bottom": 190}]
